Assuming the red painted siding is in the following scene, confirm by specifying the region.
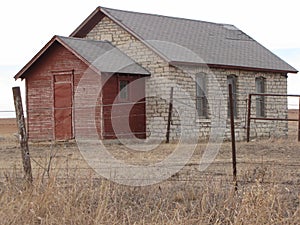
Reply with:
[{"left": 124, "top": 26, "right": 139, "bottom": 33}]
[
  {"left": 102, "top": 74, "right": 146, "bottom": 139},
  {"left": 24, "top": 41, "right": 146, "bottom": 141},
  {"left": 25, "top": 42, "right": 88, "bottom": 140}
]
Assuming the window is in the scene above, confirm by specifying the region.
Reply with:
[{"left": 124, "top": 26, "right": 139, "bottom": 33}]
[
  {"left": 255, "top": 77, "right": 265, "bottom": 117},
  {"left": 227, "top": 75, "right": 237, "bottom": 117},
  {"left": 119, "top": 80, "right": 129, "bottom": 100},
  {"left": 196, "top": 73, "right": 208, "bottom": 118}
]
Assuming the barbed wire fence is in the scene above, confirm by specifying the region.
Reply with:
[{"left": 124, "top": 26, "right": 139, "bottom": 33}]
[{"left": 1, "top": 86, "right": 300, "bottom": 185}]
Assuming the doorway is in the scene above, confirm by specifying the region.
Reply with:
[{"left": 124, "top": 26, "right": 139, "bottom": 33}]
[{"left": 53, "top": 72, "right": 73, "bottom": 140}]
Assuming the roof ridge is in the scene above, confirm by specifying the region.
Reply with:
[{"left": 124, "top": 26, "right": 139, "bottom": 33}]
[
  {"left": 101, "top": 6, "right": 231, "bottom": 28},
  {"left": 70, "top": 6, "right": 297, "bottom": 73}
]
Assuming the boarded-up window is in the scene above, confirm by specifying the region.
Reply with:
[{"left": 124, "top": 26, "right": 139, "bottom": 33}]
[
  {"left": 227, "top": 75, "right": 237, "bottom": 118},
  {"left": 119, "top": 80, "right": 129, "bottom": 100},
  {"left": 256, "top": 77, "right": 265, "bottom": 117},
  {"left": 196, "top": 73, "right": 208, "bottom": 118}
]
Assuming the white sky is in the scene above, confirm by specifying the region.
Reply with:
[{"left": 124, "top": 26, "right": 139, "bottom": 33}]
[{"left": 0, "top": 0, "right": 300, "bottom": 114}]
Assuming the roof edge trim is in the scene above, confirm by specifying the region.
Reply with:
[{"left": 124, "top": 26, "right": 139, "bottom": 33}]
[
  {"left": 170, "top": 61, "right": 298, "bottom": 74},
  {"left": 70, "top": 6, "right": 171, "bottom": 64},
  {"left": 14, "top": 36, "right": 100, "bottom": 80},
  {"left": 14, "top": 36, "right": 57, "bottom": 80},
  {"left": 70, "top": 7, "right": 103, "bottom": 37},
  {"left": 100, "top": 7, "right": 171, "bottom": 63}
]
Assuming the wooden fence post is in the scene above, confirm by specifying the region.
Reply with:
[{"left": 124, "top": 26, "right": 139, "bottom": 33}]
[
  {"left": 12, "top": 87, "right": 33, "bottom": 183},
  {"left": 228, "top": 84, "right": 237, "bottom": 190},
  {"left": 166, "top": 87, "right": 174, "bottom": 143}
]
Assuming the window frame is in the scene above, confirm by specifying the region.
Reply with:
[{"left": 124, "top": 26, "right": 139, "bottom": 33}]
[
  {"left": 119, "top": 80, "right": 129, "bottom": 101},
  {"left": 227, "top": 75, "right": 237, "bottom": 118},
  {"left": 255, "top": 76, "right": 266, "bottom": 117},
  {"left": 195, "top": 72, "right": 208, "bottom": 118}
]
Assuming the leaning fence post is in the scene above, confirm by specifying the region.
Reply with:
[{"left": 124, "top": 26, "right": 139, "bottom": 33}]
[
  {"left": 12, "top": 87, "right": 33, "bottom": 183},
  {"left": 166, "top": 87, "right": 174, "bottom": 143},
  {"left": 229, "top": 84, "right": 237, "bottom": 190}
]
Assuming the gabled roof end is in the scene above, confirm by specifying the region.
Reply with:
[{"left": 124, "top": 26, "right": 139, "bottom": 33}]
[{"left": 70, "top": 7, "right": 104, "bottom": 38}]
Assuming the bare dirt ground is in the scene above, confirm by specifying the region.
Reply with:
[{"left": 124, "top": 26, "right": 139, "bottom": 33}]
[{"left": 0, "top": 118, "right": 17, "bottom": 138}]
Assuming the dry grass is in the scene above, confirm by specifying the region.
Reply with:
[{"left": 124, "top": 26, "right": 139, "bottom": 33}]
[
  {"left": 0, "top": 168, "right": 299, "bottom": 224},
  {"left": 0, "top": 139, "right": 300, "bottom": 224},
  {"left": 0, "top": 115, "right": 300, "bottom": 224}
]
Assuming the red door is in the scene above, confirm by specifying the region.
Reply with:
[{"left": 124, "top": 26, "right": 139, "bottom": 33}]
[{"left": 54, "top": 75, "right": 73, "bottom": 140}]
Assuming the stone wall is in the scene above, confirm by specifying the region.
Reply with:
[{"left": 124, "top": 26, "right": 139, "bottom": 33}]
[
  {"left": 178, "top": 66, "right": 288, "bottom": 141},
  {"left": 85, "top": 16, "right": 288, "bottom": 141}
]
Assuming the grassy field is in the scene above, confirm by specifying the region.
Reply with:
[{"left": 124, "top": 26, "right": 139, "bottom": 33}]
[{"left": 0, "top": 116, "right": 299, "bottom": 224}]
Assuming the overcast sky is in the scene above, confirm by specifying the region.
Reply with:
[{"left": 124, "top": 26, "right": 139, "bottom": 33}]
[{"left": 0, "top": 0, "right": 299, "bottom": 116}]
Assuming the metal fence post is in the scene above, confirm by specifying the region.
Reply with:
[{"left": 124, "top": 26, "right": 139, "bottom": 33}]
[
  {"left": 229, "top": 84, "right": 237, "bottom": 190},
  {"left": 166, "top": 87, "right": 174, "bottom": 143},
  {"left": 246, "top": 94, "right": 252, "bottom": 142}
]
